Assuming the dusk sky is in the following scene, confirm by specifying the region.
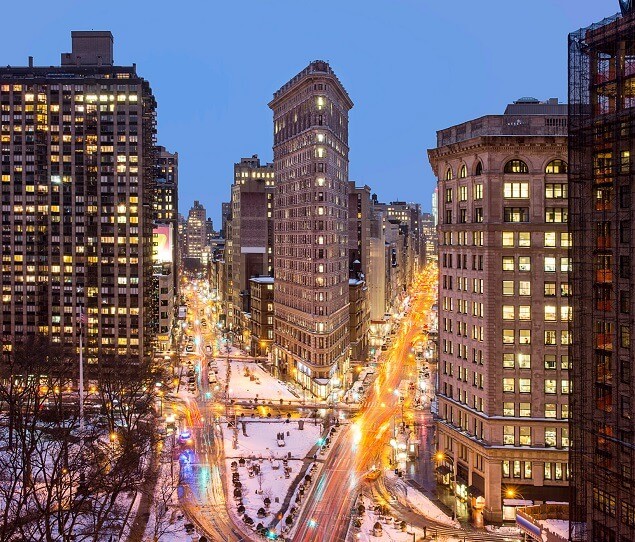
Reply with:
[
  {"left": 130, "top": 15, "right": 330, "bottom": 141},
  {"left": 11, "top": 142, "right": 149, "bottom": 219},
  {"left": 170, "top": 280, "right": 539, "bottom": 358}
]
[{"left": 2, "top": 0, "right": 614, "bottom": 225}]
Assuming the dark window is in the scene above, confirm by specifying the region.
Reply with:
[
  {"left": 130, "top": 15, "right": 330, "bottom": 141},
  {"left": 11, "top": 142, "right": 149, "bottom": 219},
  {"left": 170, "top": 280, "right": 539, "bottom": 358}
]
[
  {"left": 474, "top": 208, "right": 483, "bottom": 222},
  {"left": 620, "top": 256, "right": 631, "bottom": 279},
  {"left": 620, "top": 184, "right": 631, "bottom": 208},
  {"left": 475, "top": 162, "right": 483, "bottom": 176}
]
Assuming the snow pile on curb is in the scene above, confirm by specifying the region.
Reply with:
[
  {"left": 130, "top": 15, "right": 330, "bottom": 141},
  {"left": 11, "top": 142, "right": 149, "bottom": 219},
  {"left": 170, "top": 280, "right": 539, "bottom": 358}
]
[{"left": 386, "top": 471, "right": 459, "bottom": 528}]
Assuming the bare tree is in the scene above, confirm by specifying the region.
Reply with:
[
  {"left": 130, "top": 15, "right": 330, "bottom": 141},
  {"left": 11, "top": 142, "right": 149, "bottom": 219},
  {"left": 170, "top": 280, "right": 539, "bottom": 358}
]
[{"left": 0, "top": 337, "right": 163, "bottom": 542}]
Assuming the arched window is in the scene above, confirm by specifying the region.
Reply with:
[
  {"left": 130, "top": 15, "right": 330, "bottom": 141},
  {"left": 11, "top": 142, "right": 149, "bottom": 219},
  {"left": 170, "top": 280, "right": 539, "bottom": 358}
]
[
  {"left": 445, "top": 168, "right": 453, "bottom": 180},
  {"left": 459, "top": 165, "right": 467, "bottom": 179},
  {"left": 545, "top": 160, "right": 568, "bottom": 174},
  {"left": 504, "top": 159, "right": 529, "bottom": 174},
  {"left": 475, "top": 162, "right": 483, "bottom": 176}
]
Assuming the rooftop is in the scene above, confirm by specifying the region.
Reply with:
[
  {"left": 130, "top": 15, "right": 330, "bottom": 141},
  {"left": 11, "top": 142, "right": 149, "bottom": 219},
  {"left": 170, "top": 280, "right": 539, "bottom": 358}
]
[
  {"left": 250, "top": 276, "right": 274, "bottom": 284},
  {"left": 435, "top": 97, "right": 568, "bottom": 147}
]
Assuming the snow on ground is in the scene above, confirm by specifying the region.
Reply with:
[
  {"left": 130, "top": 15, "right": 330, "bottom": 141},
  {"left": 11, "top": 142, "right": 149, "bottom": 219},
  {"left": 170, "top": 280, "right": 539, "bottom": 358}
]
[
  {"left": 386, "top": 471, "right": 460, "bottom": 528},
  {"left": 222, "top": 419, "right": 322, "bottom": 530},
  {"left": 354, "top": 500, "right": 429, "bottom": 542},
  {"left": 213, "top": 358, "right": 298, "bottom": 402},
  {"left": 539, "top": 519, "right": 570, "bottom": 540}
]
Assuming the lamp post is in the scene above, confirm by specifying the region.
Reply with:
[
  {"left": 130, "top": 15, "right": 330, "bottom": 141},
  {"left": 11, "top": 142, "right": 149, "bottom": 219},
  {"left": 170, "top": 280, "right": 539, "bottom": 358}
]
[{"left": 435, "top": 451, "right": 458, "bottom": 521}]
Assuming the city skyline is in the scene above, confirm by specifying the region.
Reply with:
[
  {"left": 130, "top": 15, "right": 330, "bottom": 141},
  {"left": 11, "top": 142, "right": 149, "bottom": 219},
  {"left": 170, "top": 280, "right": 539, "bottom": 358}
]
[{"left": 0, "top": 0, "right": 612, "bottom": 224}]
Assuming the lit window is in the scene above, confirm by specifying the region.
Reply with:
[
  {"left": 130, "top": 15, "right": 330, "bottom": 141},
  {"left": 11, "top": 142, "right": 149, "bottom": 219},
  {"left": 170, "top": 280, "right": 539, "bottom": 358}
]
[
  {"left": 561, "top": 380, "right": 570, "bottom": 394},
  {"left": 503, "top": 182, "right": 529, "bottom": 198},
  {"left": 561, "top": 306, "right": 572, "bottom": 321},
  {"left": 503, "top": 402, "right": 515, "bottom": 417},
  {"left": 545, "top": 330, "right": 557, "bottom": 345},
  {"left": 545, "top": 160, "right": 568, "bottom": 174},
  {"left": 445, "top": 168, "right": 453, "bottom": 181},
  {"left": 519, "top": 281, "right": 531, "bottom": 296},
  {"left": 459, "top": 165, "right": 467, "bottom": 179},
  {"left": 518, "top": 353, "right": 531, "bottom": 368},
  {"left": 545, "top": 232, "right": 557, "bottom": 247},
  {"left": 519, "top": 329, "right": 531, "bottom": 344},
  {"left": 519, "top": 378, "right": 531, "bottom": 393},
  {"left": 545, "top": 306, "right": 557, "bottom": 321},
  {"left": 518, "top": 232, "right": 531, "bottom": 247},
  {"left": 545, "top": 380, "right": 557, "bottom": 394},
  {"left": 518, "top": 306, "right": 531, "bottom": 321},
  {"left": 473, "top": 183, "right": 483, "bottom": 199},
  {"left": 544, "top": 355, "right": 557, "bottom": 370},
  {"left": 518, "top": 257, "right": 531, "bottom": 272},
  {"left": 546, "top": 207, "right": 568, "bottom": 223},
  {"left": 519, "top": 427, "right": 532, "bottom": 446},
  {"left": 503, "top": 330, "right": 515, "bottom": 344},
  {"left": 503, "top": 281, "right": 514, "bottom": 296},
  {"left": 519, "top": 403, "right": 531, "bottom": 417},
  {"left": 561, "top": 233, "right": 572, "bottom": 247},
  {"left": 504, "top": 159, "right": 529, "bottom": 174},
  {"left": 503, "top": 353, "right": 515, "bottom": 368},
  {"left": 503, "top": 426, "right": 515, "bottom": 445},
  {"left": 502, "top": 232, "right": 514, "bottom": 247},
  {"left": 545, "top": 404, "right": 557, "bottom": 418},
  {"left": 545, "top": 257, "right": 557, "bottom": 272},
  {"left": 560, "top": 257, "right": 571, "bottom": 272},
  {"left": 502, "top": 256, "right": 514, "bottom": 271},
  {"left": 502, "top": 305, "right": 515, "bottom": 320},
  {"left": 545, "top": 428, "right": 557, "bottom": 447}
]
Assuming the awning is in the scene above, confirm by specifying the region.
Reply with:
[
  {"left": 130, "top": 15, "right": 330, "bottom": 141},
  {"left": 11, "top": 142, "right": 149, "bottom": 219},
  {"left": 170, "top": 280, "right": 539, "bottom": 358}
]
[
  {"left": 468, "top": 485, "right": 484, "bottom": 498},
  {"left": 435, "top": 465, "right": 452, "bottom": 475},
  {"left": 503, "top": 498, "right": 533, "bottom": 507}
]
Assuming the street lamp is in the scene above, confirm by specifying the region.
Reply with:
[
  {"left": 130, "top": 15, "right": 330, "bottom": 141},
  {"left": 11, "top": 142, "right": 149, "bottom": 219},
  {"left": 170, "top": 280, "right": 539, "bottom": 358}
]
[{"left": 435, "top": 451, "right": 458, "bottom": 521}]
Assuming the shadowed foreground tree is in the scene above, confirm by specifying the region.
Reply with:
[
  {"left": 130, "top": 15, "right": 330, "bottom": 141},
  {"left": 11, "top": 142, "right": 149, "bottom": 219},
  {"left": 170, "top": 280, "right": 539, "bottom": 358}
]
[{"left": 0, "top": 337, "right": 161, "bottom": 542}]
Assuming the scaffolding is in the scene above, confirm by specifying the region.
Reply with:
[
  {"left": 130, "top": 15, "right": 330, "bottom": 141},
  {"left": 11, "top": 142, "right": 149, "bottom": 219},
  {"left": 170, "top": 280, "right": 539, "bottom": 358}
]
[{"left": 569, "top": 8, "right": 635, "bottom": 542}]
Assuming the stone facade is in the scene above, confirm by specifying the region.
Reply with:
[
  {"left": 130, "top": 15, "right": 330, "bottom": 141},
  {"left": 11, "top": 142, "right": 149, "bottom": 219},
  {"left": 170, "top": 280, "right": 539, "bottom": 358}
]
[
  {"left": 270, "top": 61, "right": 353, "bottom": 399},
  {"left": 428, "top": 99, "right": 570, "bottom": 523}
]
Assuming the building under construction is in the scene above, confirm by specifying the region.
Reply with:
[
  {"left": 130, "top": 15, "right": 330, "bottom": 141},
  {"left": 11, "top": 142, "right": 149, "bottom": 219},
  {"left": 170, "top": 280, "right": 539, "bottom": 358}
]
[{"left": 569, "top": 4, "right": 635, "bottom": 541}]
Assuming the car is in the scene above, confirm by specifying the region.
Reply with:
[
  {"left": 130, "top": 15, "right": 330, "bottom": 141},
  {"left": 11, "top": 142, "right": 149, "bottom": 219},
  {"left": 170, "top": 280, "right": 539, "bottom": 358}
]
[
  {"left": 185, "top": 345, "right": 194, "bottom": 353},
  {"left": 381, "top": 344, "right": 388, "bottom": 351}
]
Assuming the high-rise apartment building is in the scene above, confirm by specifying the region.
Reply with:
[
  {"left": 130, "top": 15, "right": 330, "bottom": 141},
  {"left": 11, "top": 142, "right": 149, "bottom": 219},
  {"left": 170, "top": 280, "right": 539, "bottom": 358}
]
[
  {"left": 225, "top": 155, "right": 274, "bottom": 329},
  {"left": 569, "top": 4, "right": 635, "bottom": 540},
  {"left": 428, "top": 98, "right": 570, "bottom": 523},
  {"left": 270, "top": 61, "right": 353, "bottom": 399},
  {"left": 185, "top": 200, "right": 206, "bottom": 261},
  {"left": 151, "top": 146, "right": 178, "bottom": 351},
  {"left": 0, "top": 31, "right": 157, "bottom": 369}
]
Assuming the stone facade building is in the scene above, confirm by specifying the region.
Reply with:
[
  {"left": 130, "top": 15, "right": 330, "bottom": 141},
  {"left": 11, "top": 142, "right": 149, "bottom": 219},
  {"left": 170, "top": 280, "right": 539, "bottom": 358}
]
[
  {"left": 225, "top": 155, "right": 274, "bottom": 330},
  {"left": 428, "top": 98, "right": 570, "bottom": 523},
  {"left": 270, "top": 61, "right": 353, "bottom": 398},
  {"left": 249, "top": 276, "right": 274, "bottom": 358}
]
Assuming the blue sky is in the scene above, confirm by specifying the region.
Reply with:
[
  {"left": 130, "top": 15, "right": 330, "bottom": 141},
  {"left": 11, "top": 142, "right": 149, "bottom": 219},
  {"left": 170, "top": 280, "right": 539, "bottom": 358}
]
[{"left": 2, "top": 0, "right": 615, "bottom": 223}]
